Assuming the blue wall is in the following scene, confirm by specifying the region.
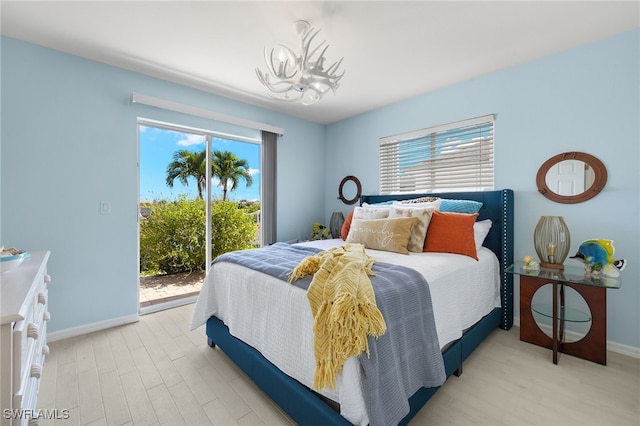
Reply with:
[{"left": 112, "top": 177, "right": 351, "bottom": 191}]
[
  {"left": 1, "top": 36, "right": 325, "bottom": 333},
  {"left": 2, "top": 29, "right": 639, "bottom": 351},
  {"left": 324, "top": 29, "right": 640, "bottom": 350}
]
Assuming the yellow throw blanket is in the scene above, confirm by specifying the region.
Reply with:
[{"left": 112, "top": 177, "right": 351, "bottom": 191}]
[{"left": 288, "top": 243, "right": 387, "bottom": 390}]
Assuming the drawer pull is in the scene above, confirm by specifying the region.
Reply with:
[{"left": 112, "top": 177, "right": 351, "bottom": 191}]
[
  {"left": 30, "top": 363, "right": 42, "bottom": 378},
  {"left": 44, "top": 274, "right": 52, "bottom": 284},
  {"left": 27, "top": 323, "right": 39, "bottom": 340},
  {"left": 43, "top": 311, "right": 51, "bottom": 322},
  {"left": 43, "top": 345, "right": 50, "bottom": 356},
  {"left": 38, "top": 292, "right": 47, "bottom": 305}
]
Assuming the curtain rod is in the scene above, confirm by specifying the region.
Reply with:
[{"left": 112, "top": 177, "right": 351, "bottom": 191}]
[{"left": 130, "top": 92, "right": 284, "bottom": 136}]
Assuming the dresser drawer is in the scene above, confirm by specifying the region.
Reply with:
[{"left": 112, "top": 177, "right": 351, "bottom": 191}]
[
  {"left": 1, "top": 251, "right": 50, "bottom": 426},
  {"left": 12, "top": 317, "right": 48, "bottom": 405},
  {"left": 11, "top": 279, "right": 49, "bottom": 402},
  {"left": 12, "top": 329, "right": 47, "bottom": 414}
]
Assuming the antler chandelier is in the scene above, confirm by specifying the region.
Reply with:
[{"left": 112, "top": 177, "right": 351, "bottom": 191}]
[{"left": 256, "top": 20, "right": 345, "bottom": 105}]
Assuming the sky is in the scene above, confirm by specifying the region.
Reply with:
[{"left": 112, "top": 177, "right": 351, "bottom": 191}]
[{"left": 139, "top": 125, "right": 261, "bottom": 202}]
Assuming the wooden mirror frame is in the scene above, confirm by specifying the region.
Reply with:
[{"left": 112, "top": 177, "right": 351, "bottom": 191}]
[
  {"left": 536, "top": 152, "right": 608, "bottom": 204},
  {"left": 338, "top": 175, "right": 362, "bottom": 205}
]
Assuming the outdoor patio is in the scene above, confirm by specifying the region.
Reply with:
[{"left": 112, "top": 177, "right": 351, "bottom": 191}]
[{"left": 139, "top": 270, "right": 205, "bottom": 307}]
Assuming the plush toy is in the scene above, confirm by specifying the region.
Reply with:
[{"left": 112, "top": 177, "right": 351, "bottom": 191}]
[
  {"left": 311, "top": 223, "right": 330, "bottom": 240},
  {"left": 570, "top": 239, "right": 626, "bottom": 277}
]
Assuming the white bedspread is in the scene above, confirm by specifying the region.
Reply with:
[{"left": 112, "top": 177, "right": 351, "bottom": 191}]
[{"left": 191, "top": 239, "right": 500, "bottom": 425}]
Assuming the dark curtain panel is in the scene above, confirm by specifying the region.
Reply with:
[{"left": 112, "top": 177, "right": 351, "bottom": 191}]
[{"left": 261, "top": 131, "right": 278, "bottom": 245}]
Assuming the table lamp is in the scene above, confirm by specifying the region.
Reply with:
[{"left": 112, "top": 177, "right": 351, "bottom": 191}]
[{"left": 534, "top": 216, "right": 571, "bottom": 270}]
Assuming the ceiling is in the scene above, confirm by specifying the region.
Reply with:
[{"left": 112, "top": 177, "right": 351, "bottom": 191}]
[{"left": 1, "top": 1, "right": 638, "bottom": 125}]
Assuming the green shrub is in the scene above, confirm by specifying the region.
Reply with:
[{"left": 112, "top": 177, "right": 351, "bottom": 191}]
[
  {"left": 140, "top": 197, "right": 257, "bottom": 274},
  {"left": 211, "top": 200, "right": 258, "bottom": 259}
]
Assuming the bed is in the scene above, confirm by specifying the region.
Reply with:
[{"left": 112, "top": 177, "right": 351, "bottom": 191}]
[{"left": 191, "top": 189, "right": 514, "bottom": 425}]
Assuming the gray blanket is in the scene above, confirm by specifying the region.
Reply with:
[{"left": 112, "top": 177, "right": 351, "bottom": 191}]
[{"left": 214, "top": 242, "right": 446, "bottom": 426}]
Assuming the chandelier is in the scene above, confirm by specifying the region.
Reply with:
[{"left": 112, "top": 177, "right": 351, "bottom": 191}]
[{"left": 256, "top": 20, "right": 345, "bottom": 105}]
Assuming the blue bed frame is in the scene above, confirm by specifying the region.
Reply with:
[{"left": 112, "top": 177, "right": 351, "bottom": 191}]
[{"left": 205, "top": 189, "right": 514, "bottom": 425}]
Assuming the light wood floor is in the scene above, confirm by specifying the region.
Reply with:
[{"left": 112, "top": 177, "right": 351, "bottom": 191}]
[{"left": 38, "top": 303, "right": 640, "bottom": 425}]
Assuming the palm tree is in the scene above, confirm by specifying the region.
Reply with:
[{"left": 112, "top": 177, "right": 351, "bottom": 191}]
[
  {"left": 165, "top": 149, "right": 207, "bottom": 199},
  {"left": 212, "top": 150, "right": 253, "bottom": 201}
]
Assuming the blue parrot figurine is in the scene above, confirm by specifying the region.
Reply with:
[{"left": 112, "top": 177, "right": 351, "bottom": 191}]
[{"left": 570, "top": 239, "right": 626, "bottom": 277}]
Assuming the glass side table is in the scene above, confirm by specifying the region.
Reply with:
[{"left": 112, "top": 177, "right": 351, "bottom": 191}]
[{"left": 506, "top": 261, "right": 621, "bottom": 365}]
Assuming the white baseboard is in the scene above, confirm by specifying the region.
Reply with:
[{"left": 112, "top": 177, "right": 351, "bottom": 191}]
[
  {"left": 46, "top": 297, "right": 198, "bottom": 342},
  {"left": 46, "top": 313, "right": 139, "bottom": 342},
  {"left": 513, "top": 315, "right": 640, "bottom": 359}
]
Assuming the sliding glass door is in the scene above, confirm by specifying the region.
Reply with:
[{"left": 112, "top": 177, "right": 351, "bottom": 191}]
[{"left": 138, "top": 120, "right": 261, "bottom": 311}]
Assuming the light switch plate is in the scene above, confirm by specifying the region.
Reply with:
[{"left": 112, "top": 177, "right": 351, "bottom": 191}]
[{"left": 100, "top": 201, "right": 111, "bottom": 214}]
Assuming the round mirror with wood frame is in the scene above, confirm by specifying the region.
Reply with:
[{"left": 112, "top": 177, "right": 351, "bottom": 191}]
[
  {"left": 536, "top": 152, "right": 607, "bottom": 204},
  {"left": 338, "top": 175, "right": 362, "bottom": 205}
]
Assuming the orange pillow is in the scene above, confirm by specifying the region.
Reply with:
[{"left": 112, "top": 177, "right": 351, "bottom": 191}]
[
  {"left": 341, "top": 210, "right": 354, "bottom": 240},
  {"left": 423, "top": 211, "right": 479, "bottom": 260}
]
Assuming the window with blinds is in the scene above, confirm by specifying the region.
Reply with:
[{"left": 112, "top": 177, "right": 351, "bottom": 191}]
[{"left": 379, "top": 115, "right": 494, "bottom": 194}]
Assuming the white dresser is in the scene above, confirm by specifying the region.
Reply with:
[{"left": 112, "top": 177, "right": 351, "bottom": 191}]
[{"left": 1, "top": 251, "right": 51, "bottom": 426}]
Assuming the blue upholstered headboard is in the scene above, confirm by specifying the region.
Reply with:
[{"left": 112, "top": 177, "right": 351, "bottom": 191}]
[{"left": 360, "top": 189, "right": 514, "bottom": 329}]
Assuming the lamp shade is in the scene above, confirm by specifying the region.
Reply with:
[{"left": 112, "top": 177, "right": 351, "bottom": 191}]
[
  {"left": 534, "top": 216, "right": 571, "bottom": 270},
  {"left": 330, "top": 212, "right": 345, "bottom": 239}
]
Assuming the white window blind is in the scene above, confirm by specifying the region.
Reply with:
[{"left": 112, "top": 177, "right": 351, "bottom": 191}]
[{"left": 379, "top": 115, "right": 495, "bottom": 194}]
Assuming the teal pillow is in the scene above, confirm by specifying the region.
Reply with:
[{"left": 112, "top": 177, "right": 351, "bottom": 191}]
[{"left": 440, "top": 199, "right": 483, "bottom": 214}]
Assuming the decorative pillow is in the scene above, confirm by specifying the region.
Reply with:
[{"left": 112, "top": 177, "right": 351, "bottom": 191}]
[
  {"left": 346, "top": 217, "right": 418, "bottom": 254},
  {"left": 474, "top": 219, "right": 492, "bottom": 251},
  {"left": 341, "top": 210, "right": 354, "bottom": 240},
  {"left": 397, "top": 196, "right": 440, "bottom": 204},
  {"left": 362, "top": 201, "right": 394, "bottom": 206},
  {"left": 423, "top": 211, "right": 479, "bottom": 260},
  {"left": 342, "top": 206, "right": 390, "bottom": 240},
  {"left": 393, "top": 198, "right": 442, "bottom": 211},
  {"left": 354, "top": 206, "right": 390, "bottom": 219},
  {"left": 389, "top": 206, "right": 436, "bottom": 252},
  {"left": 440, "top": 199, "right": 483, "bottom": 214}
]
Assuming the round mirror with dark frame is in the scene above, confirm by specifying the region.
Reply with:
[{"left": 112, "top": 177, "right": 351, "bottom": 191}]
[
  {"left": 536, "top": 152, "right": 607, "bottom": 204},
  {"left": 338, "top": 175, "right": 362, "bottom": 205}
]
